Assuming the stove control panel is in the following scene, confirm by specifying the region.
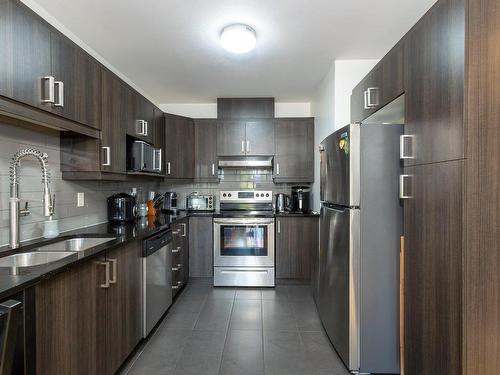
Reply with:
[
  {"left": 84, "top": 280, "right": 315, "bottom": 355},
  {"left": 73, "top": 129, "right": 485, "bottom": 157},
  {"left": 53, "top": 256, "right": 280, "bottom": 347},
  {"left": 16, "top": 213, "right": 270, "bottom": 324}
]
[{"left": 220, "top": 190, "right": 273, "bottom": 203}]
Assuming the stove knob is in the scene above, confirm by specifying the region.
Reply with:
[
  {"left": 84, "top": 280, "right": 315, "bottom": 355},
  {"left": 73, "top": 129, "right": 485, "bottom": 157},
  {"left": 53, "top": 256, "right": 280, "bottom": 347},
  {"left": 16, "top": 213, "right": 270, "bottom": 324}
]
[
  {"left": 255, "top": 193, "right": 258, "bottom": 197},
  {"left": 223, "top": 193, "right": 227, "bottom": 197},
  {"left": 266, "top": 193, "right": 270, "bottom": 197},
  {"left": 228, "top": 193, "right": 232, "bottom": 197},
  {"left": 261, "top": 193, "right": 265, "bottom": 197}
]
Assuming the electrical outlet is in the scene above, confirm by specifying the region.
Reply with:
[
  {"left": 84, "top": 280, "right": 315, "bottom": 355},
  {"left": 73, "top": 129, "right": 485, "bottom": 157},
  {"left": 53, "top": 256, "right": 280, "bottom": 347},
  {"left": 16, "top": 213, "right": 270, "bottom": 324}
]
[{"left": 77, "top": 192, "right": 85, "bottom": 207}]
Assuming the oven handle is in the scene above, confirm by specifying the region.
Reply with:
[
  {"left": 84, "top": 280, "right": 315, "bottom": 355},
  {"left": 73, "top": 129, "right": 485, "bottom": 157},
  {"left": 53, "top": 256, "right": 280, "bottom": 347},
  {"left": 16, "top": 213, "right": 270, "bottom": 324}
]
[
  {"left": 220, "top": 269, "right": 269, "bottom": 274},
  {"left": 213, "top": 218, "right": 274, "bottom": 225}
]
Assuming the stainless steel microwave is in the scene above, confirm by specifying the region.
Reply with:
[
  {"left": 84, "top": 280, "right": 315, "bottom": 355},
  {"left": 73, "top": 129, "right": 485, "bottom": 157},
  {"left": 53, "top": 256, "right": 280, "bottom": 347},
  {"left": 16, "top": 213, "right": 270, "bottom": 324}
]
[
  {"left": 186, "top": 193, "right": 214, "bottom": 211},
  {"left": 127, "top": 140, "right": 162, "bottom": 173}
]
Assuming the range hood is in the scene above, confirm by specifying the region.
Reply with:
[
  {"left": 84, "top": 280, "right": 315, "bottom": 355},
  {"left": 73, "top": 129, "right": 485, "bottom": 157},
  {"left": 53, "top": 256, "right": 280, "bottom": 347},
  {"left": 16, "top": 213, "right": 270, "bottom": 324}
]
[{"left": 218, "top": 156, "right": 273, "bottom": 168}]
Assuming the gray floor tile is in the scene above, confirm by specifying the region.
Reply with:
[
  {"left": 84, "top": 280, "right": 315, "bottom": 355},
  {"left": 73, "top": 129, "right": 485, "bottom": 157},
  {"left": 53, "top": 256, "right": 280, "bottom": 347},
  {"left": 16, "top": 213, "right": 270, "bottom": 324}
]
[
  {"left": 263, "top": 330, "right": 307, "bottom": 375},
  {"left": 194, "top": 299, "right": 233, "bottom": 331},
  {"left": 261, "top": 285, "right": 289, "bottom": 301},
  {"left": 219, "top": 330, "right": 264, "bottom": 375},
  {"left": 289, "top": 300, "right": 323, "bottom": 332},
  {"left": 206, "top": 287, "right": 237, "bottom": 300},
  {"left": 235, "top": 288, "right": 262, "bottom": 300},
  {"left": 170, "top": 294, "right": 207, "bottom": 314},
  {"left": 262, "top": 299, "right": 297, "bottom": 332},
  {"left": 162, "top": 310, "right": 201, "bottom": 331},
  {"left": 300, "top": 331, "right": 350, "bottom": 375},
  {"left": 285, "top": 285, "right": 315, "bottom": 303},
  {"left": 127, "top": 329, "right": 191, "bottom": 375},
  {"left": 172, "top": 330, "right": 226, "bottom": 375},
  {"left": 229, "top": 299, "right": 262, "bottom": 330}
]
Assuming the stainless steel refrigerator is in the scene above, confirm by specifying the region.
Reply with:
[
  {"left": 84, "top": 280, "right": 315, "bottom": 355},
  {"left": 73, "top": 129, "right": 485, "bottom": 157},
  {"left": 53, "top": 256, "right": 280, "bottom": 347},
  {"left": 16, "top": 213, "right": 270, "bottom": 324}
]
[{"left": 317, "top": 123, "right": 402, "bottom": 374}]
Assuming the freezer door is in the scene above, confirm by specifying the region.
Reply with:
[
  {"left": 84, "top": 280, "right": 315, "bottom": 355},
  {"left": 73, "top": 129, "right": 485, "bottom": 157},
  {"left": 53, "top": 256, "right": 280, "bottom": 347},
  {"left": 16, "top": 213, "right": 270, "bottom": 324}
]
[
  {"left": 318, "top": 205, "right": 360, "bottom": 371},
  {"left": 320, "top": 125, "right": 360, "bottom": 206}
]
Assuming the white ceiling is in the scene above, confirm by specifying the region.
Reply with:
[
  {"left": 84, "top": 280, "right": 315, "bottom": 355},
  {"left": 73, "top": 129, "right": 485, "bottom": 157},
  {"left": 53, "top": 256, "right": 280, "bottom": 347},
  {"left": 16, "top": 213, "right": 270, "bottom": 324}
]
[{"left": 25, "top": 0, "right": 436, "bottom": 104}]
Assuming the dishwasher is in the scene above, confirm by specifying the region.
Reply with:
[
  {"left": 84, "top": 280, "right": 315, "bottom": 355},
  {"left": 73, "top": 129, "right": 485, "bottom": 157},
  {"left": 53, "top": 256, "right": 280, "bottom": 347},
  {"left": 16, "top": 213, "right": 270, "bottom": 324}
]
[{"left": 142, "top": 229, "right": 173, "bottom": 338}]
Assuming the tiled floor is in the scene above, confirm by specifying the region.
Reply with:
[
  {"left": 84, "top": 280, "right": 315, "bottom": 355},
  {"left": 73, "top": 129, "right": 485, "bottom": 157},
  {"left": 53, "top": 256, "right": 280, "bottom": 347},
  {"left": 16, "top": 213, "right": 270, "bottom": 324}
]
[{"left": 121, "top": 281, "right": 349, "bottom": 375}]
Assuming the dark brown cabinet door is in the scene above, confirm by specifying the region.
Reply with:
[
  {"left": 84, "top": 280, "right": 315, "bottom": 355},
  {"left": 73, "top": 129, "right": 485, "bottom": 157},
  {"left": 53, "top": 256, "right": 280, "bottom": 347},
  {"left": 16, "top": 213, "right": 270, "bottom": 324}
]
[
  {"left": 0, "top": 0, "right": 52, "bottom": 110},
  {"left": 275, "top": 216, "right": 318, "bottom": 280},
  {"left": 274, "top": 118, "right": 314, "bottom": 183},
  {"left": 105, "top": 240, "right": 142, "bottom": 375},
  {"left": 189, "top": 216, "right": 213, "bottom": 278},
  {"left": 172, "top": 219, "right": 189, "bottom": 294},
  {"left": 128, "top": 93, "right": 154, "bottom": 143},
  {"left": 194, "top": 119, "right": 218, "bottom": 181},
  {"left": 101, "top": 69, "right": 126, "bottom": 173},
  {"left": 403, "top": 160, "right": 463, "bottom": 375},
  {"left": 165, "top": 114, "right": 195, "bottom": 179},
  {"left": 245, "top": 120, "right": 275, "bottom": 155},
  {"left": 403, "top": 0, "right": 465, "bottom": 166},
  {"left": 36, "top": 257, "right": 107, "bottom": 375},
  {"left": 217, "top": 120, "right": 246, "bottom": 156},
  {"left": 153, "top": 107, "right": 165, "bottom": 151},
  {"left": 351, "top": 42, "right": 404, "bottom": 123},
  {"left": 50, "top": 31, "right": 101, "bottom": 129}
]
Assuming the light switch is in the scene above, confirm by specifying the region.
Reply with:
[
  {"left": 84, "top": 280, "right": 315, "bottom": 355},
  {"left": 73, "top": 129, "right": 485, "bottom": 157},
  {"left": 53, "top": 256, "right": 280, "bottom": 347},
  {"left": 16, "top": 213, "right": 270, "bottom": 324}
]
[{"left": 77, "top": 192, "right": 85, "bottom": 207}]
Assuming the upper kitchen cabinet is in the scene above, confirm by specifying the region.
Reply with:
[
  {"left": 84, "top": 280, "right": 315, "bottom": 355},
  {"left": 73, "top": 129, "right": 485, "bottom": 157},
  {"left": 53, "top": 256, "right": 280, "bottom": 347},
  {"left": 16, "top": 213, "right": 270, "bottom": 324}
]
[
  {"left": 153, "top": 106, "right": 165, "bottom": 150},
  {"left": 351, "top": 41, "right": 404, "bottom": 123},
  {"left": 273, "top": 118, "right": 314, "bottom": 183},
  {"left": 217, "top": 97, "right": 275, "bottom": 119},
  {"left": 194, "top": 119, "right": 218, "bottom": 182},
  {"left": 402, "top": 0, "right": 465, "bottom": 166},
  {"left": 50, "top": 30, "right": 101, "bottom": 129},
  {"left": 165, "top": 113, "right": 195, "bottom": 179},
  {"left": 0, "top": 0, "right": 52, "bottom": 110},
  {"left": 217, "top": 120, "right": 275, "bottom": 156},
  {"left": 127, "top": 92, "right": 154, "bottom": 143}
]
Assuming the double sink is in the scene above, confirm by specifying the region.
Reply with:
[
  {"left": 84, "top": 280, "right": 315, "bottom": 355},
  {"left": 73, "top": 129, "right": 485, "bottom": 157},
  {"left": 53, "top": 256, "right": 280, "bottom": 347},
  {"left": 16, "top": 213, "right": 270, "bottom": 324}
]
[{"left": 0, "top": 237, "right": 117, "bottom": 275}]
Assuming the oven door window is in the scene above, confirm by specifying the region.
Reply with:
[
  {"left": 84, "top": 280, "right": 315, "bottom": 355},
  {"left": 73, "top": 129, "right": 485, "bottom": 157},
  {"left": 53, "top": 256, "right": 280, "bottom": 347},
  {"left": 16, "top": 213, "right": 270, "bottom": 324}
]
[{"left": 220, "top": 225, "right": 268, "bottom": 256}]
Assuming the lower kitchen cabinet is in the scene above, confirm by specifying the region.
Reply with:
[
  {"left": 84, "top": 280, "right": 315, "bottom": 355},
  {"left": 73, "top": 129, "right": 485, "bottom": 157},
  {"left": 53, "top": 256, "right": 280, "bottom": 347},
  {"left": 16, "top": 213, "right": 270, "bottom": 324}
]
[
  {"left": 172, "top": 217, "right": 189, "bottom": 295},
  {"left": 35, "top": 240, "right": 142, "bottom": 375},
  {"left": 275, "top": 216, "right": 318, "bottom": 280},
  {"left": 189, "top": 216, "right": 213, "bottom": 278}
]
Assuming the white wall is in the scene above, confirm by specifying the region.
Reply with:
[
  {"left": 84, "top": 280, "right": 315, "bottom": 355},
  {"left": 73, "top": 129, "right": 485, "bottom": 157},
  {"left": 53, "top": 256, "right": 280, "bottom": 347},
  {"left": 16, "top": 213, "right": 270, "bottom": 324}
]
[
  {"left": 159, "top": 102, "right": 311, "bottom": 118},
  {"left": 310, "top": 59, "right": 379, "bottom": 211}
]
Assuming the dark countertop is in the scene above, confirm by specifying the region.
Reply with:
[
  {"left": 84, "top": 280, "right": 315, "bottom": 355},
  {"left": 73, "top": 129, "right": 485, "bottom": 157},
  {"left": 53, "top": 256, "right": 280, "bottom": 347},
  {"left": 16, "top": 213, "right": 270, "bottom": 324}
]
[{"left": 274, "top": 212, "right": 320, "bottom": 217}]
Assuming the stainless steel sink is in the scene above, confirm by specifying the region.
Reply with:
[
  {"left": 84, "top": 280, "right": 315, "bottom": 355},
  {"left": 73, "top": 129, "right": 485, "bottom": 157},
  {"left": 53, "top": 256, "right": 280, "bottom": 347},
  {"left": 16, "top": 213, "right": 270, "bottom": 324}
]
[
  {"left": 36, "top": 237, "right": 117, "bottom": 252},
  {"left": 0, "top": 251, "right": 75, "bottom": 274}
]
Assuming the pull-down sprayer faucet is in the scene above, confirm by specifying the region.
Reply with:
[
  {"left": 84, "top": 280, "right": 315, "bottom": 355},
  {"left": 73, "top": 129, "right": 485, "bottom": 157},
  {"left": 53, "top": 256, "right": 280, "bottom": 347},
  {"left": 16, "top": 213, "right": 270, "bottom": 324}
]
[{"left": 9, "top": 149, "right": 55, "bottom": 249}]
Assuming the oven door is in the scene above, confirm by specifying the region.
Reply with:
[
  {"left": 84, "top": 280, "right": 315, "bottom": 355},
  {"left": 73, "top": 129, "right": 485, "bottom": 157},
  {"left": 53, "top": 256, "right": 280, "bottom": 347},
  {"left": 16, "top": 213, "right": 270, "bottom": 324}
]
[{"left": 214, "top": 218, "right": 274, "bottom": 267}]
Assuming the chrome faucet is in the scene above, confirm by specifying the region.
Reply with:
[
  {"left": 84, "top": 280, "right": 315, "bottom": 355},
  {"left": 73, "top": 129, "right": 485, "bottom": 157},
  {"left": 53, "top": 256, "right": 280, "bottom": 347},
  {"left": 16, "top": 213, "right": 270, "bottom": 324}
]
[{"left": 9, "top": 149, "right": 55, "bottom": 249}]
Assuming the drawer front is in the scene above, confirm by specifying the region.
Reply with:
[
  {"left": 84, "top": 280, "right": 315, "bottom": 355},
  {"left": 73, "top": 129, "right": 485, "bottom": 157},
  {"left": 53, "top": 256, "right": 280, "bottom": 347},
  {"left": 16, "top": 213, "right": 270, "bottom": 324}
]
[{"left": 214, "top": 267, "right": 275, "bottom": 287}]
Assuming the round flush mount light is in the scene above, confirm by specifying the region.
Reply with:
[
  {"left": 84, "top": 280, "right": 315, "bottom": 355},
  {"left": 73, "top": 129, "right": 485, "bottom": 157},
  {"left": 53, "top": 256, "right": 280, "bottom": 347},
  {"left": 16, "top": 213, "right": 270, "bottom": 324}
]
[{"left": 220, "top": 24, "right": 257, "bottom": 54}]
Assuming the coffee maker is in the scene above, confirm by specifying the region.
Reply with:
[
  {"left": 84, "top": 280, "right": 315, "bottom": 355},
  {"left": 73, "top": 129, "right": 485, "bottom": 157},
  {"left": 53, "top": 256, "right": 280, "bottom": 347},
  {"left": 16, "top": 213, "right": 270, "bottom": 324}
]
[{"left": 291, "top": 186, "right": 311, "bottom": 213}]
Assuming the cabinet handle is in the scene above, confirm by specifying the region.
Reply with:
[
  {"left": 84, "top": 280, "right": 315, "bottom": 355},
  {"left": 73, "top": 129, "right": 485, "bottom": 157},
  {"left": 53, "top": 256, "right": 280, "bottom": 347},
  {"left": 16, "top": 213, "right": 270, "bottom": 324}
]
[
  {"left": 53, "top": 81, "right": 64, "bottom": 107},
  {"left": 364, "top": 90, "right": 370, "bottom": 110},
  {"left": 136, "top": 120, "right": 147, "bottom": 136},
  {"left": 399, "top": 175, "right": 413, "bottom": 199},
  {"left": 102, "top": 147, "right": 111, "bottom": 167},
  {"left": 276, "top": 163, "right": 280, "bottom": 175},
  {"left": 246, "top": 140, "right": 250, "bottom": 153},
  {"left": 172, "top": 281, "right": 182, "bottom": 290},
  {"left": 365, "top": 87, "right": 379, "bottom": 109},
  {"left": 172, "top": 264, "right": 183, "bottom": 271},
  {"left": 98, "top": 261, "right": 110, "bottom": 288},
  {"left": 181, "top": 223, "right": 187, "bottom": 237},
  {"left": 109, "top": 258, "right": 117, "bottom": 284},
  {"left": 400, "top": 135, "right": 415, "bottom": 160},
  {"left": 145, "top": 121, "right": 148, "bottom": 136},
  {"left": 172, "top": 246, "right": 181, "bottom": 254},
  {"left": 212, "top": 163, "right": 215, "bottom": 176},
  {"left": 277, "top": 220, "right": 281, "bottom": 233},
  {"left": 167, "top": 162, "right": 171, "bottom": 175},
  {"left": 41, "top": 76, "right": 55, "bottom": 104},
  {"left": 241, "top": 141, "right": 245, "bottom": 154},
  {"left": 153, "top": 149, "right": 162, "bottom": 172}
]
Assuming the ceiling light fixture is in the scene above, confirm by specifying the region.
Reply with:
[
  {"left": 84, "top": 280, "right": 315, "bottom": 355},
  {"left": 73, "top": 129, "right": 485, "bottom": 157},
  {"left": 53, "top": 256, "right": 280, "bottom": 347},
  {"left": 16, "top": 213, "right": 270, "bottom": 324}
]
[{"left": 220, "top": 24, "right": 257, "bottom": 54}]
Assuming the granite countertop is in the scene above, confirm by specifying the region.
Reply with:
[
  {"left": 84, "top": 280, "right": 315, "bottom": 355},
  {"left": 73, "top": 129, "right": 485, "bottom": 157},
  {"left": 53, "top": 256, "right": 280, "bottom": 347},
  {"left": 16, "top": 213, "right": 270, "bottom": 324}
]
[{"left": 274, "top": 212, "right": 320, "bottom": 217}]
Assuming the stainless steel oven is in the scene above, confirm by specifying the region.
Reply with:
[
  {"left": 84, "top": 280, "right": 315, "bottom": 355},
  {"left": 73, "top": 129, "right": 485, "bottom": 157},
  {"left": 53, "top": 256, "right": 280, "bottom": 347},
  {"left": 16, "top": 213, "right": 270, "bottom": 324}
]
[{"left": 213, "top": 190, "right": 275, "bottom": 287}]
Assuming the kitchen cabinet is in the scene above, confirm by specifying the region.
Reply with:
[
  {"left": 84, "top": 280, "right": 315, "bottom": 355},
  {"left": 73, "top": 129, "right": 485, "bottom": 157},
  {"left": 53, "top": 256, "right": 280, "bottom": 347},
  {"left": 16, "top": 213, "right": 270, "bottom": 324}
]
[
  {"left": 194, "top": 119, "right": 218, "bottom": 182},
  {"left": 403, "top": 160, "right": 463, "bottom": 375},
  {"left": 217, "top": 120, "right": 274, "bottom": 156},
  {"left": 217, "top": 97, "right": 275, "bottom": 119},
  {"left": 50, "top": 30, "right": 101, "bottom": 129},
  {"left": 402, "top": 0, "right": 465, "bottom": 166},
  {"left": 127, "top": 92, "right": 154, "bottom": 144},
  {"left": 165, "top": 114, "right": 195, "bottom": 179},
  {"left": 275, "top": 216, "right": 318, "bottom": 280},
  {"left": 189, "top": 216, "right": 213, "bottom": 278},
  {"left": 351, "top": 41, "right": 404, "bottom": 123},
  {"left": 153, "top": 106, "right": 165, "bottom": 151},
  {"left": 273, "top": 118, "right": 314, "bottom": 183},
  {"left": 0, "top": 0, "right": 52, "bottom": 111},
  {"left": 172, "top": 217, "right": 189, "bottom": 296},
  {"left": 35, "top": 240, "right": 142, "bottom": 375}
]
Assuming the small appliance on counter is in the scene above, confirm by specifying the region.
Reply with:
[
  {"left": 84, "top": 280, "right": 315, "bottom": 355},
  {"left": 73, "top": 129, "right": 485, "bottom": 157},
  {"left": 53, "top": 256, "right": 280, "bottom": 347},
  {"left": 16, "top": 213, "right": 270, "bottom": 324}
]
[
  {"left": 275, "top": 193, "right": 291, "bottom": 213},
  {"left": 186, "top": 192, "right": 215, "bottom": 211},
  {"left": 291, "top": 185, "right": 311, "bottom": 213},
  {"left": 162, "top": 192, "right": 178, "bottom": 213},
  {"left": 127, "top": 139, "right": 162, "bottom": 173},
  {"left": 107, "top": 193, "right": 137, "bottom": 222}
]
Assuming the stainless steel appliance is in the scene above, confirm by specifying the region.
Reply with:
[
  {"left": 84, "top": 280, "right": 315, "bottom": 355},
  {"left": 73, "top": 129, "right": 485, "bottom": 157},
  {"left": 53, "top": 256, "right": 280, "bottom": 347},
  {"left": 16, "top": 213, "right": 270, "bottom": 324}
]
[
  {"left": 142, "top": 230, "right": 173, "bottom": 337},
  {"left": 275, "top": 193, "right": 291, "bottom": 213},
  {"left": 186, "top": 192, "right": 215, "bottom": 211},
  {"left": 291, "top": 185, "right": 311, "bottom": 213},
  {"left": 127, "top": 140, "right": 162, "bottom": 173},
  {"left": 317, "top": 123, "right": 402, "bottom": 374},
  {"left": 107, "top": 193, "right": 136, "bottom": 222},
  {"left": 161, "top": 192, "right": 178, "bottom": 213},
  {"left": 0, "top": 296, "right": 23, "bottom": 375},
  {"left": 214, "top": 190, "right": 275, "bottom": 287}
]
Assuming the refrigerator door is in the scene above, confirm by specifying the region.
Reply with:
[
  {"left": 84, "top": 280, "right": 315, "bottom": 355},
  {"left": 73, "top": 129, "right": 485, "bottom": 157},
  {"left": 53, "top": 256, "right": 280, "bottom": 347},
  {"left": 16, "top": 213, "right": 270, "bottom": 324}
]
[
  {"left": 318, "top": 204, "right": 360, "bottom": 371},
  {"left": 320, "top": 124, "right": 360, "bottom": 207}
]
